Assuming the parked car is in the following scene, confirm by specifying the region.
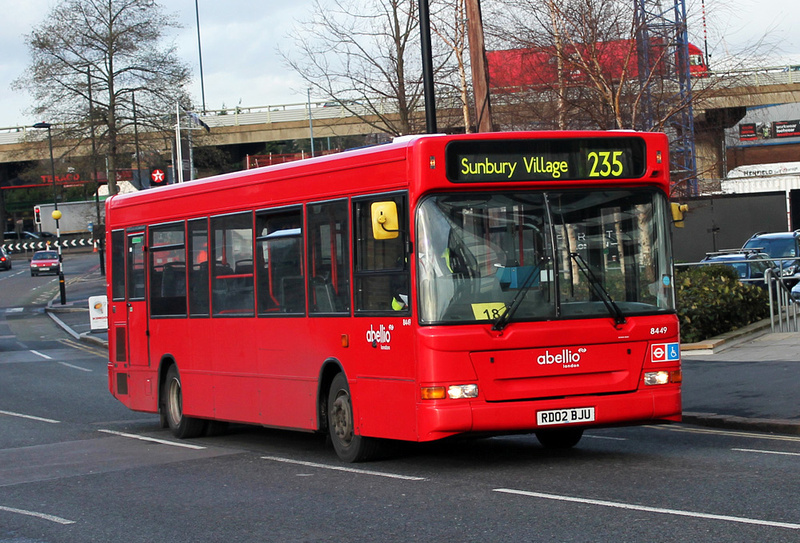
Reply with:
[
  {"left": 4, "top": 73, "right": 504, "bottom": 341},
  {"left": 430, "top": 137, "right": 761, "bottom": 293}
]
[
  {"left": 791, "top": 282, "right": 800, "bottom": 302},
  {"left": 3, "top": 231, "right": 41, "bottom": 241},
  {"left": 29, "top": 250, "right": 60, "bottom": 276},
  {"left": 3, "top": 231, "right": 41, "bottom": 253},
  {"left": 742, "top": 231, "right": 800, "bottom": 283},
  {"left": 701, "top": 250, "right": 775, "bottom": 287},
  {"left": 0, "top": 247, "right": 11, "bottom": 271}
]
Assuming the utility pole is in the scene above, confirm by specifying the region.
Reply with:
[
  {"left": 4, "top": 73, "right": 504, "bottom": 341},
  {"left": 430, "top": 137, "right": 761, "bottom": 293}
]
[
  {"left": 419, "top": 0, "right": 437, "bottom": 134},
  {"left": 465, "top": 0, "right": 494, "bottom": 132}
]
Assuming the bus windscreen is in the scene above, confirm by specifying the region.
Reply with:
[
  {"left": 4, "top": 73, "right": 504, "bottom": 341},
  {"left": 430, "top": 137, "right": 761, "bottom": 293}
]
[{"left": 445, "top": 137, "right": 647, "bottom": 183}]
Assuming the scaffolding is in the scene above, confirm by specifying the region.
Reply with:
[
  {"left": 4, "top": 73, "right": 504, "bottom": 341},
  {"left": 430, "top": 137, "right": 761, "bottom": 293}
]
[{"left": 634, "top": 0, "right": 698, "bottom": 197}]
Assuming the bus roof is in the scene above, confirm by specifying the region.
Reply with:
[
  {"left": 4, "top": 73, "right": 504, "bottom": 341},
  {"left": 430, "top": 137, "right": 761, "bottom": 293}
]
[{"left": 106, "top": 130, "right": 668, "bottom": 225}]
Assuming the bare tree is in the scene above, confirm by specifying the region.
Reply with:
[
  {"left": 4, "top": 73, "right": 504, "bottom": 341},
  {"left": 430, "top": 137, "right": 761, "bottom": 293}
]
[
  {"left": 13, "top": 0, "right": 191, "bottom": 195},
  {"left": 283, "top": 0, "right": 473, "bottom": 136},
  {"left": 486, "top": 0, "right": 675, "bottom": 131},
  {"left": 485, "top": 0, "right": 774, "bottom": 130},
  {"left": 429, "top": 0, "right": 472, "bottom": 132},
  {"left": 281, "top": 0, "right": 424, "bottom": 136},
  {"left": 483, "top": 0, "right": 776, "bottom": 193}
]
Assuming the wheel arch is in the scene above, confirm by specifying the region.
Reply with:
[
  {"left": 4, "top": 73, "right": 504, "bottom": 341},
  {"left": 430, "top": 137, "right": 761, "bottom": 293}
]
[
  {"left": 317, "top": 358, "right": 345, "bottom": 433},
  {"left": 156, "top": 354, "right": 177, "bottom": 425}
]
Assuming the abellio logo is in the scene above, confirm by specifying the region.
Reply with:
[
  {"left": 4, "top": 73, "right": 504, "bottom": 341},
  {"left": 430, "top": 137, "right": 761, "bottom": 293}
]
[
  {"left": 537, "top": 347, "right": 587, "bottom": 368},
  {"left": 366, "top": 324, "right": 394, "bottom": 351}
]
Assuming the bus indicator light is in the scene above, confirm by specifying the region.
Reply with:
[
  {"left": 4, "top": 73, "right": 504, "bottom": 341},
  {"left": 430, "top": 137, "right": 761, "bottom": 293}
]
[
  {"left": 421, "top": 387, "right": 446, "bottom": 400},
  {"left": 421, "top": 385, "right": 478, "bottom": 400}
]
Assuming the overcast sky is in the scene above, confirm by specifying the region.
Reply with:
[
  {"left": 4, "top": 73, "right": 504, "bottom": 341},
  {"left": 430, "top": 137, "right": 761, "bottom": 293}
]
[{"left": 0, "top": 0, "right": 798, "bottom": 129}]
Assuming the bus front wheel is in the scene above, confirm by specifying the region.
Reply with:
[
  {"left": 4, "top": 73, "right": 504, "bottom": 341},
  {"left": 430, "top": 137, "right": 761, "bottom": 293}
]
[
  {"left": 164, "top": 365, "right": 206, "bottom": 439},
  {"left": 327, "top": 373, "right": 378, "bottom": 462},
  {"left": 535, "top": 428, "right": 583, "bottom": 449}
]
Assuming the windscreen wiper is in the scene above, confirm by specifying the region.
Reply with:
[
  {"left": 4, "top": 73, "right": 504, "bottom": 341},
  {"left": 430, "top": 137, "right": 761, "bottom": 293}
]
[
  {"left": 492, "top": 264, "right": 541, "bottom": 332},
  {"left": 569, "top": 252, "right": 626, "bottom": 326}
]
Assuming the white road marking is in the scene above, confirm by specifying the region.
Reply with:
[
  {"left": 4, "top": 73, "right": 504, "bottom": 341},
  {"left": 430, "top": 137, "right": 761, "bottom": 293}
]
[
  {"left": 0, "top": 410, "right": 60, "bottom": 424},
  {"left": 98, "top": 429, "right": 207, "bottom": 450},
  {"left": 262, "top": 456, "right": 427, "bottom": 481},
  {"left": 494, "top": 489, "right": 800, "bottom": 530},
  {"left": 733, "top": 448, "right": 800, "bottom": 458},
  {"left": 58, "top": 361, "right": 92, "bottom": 372},
  {"left": 585, "top": 434, "right": 627, "bottom": 441},
  {"left": 0, "top": 505, "right": 75, "bottom": 525},
  {"left": 29, "top": 350, "right": 52, "bottom": 360},
  {"left": 651, "top": 424, "right": 800, "bottom": 443}
]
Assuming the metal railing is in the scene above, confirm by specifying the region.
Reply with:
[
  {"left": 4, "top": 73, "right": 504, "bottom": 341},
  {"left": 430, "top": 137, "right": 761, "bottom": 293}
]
[{"left": 764, "top": 268, "right": 799, "bottom": 332}]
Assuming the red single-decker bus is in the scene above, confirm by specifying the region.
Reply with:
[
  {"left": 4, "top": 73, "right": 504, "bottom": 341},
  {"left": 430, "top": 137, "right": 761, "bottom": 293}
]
[{"left": 106, "top": 131, "right": 681, "bottom": 462}]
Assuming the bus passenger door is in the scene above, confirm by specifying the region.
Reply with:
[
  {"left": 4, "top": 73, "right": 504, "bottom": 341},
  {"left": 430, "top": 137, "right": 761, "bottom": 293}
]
[{"left": 125, "top": 231, "right": 150, "bottom": 367}]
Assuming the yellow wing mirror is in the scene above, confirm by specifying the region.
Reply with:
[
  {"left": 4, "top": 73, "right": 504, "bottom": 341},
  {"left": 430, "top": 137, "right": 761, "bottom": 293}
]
[
  {"left": 371, "top": 201, "right": 400, "bottom": 239},
  {"left": 670, "top": 202, "right": 688, "bottom": 228}
]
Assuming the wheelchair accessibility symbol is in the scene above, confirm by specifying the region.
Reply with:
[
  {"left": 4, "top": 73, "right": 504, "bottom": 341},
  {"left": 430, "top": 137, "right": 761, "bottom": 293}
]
[{"left": 651, "top": 342, "right": 680, "bottom": 362}]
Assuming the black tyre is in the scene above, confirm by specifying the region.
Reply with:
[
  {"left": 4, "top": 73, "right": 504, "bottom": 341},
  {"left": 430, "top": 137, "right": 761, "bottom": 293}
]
[
  {"left": 163, "top": 365, "right": 206, "bottom": 438},
  {"left": 535, "top": 428, "right": 584, "bottom": 449},
  {"left": 327, "top": 373, "right": 379, "bottom": 462}
]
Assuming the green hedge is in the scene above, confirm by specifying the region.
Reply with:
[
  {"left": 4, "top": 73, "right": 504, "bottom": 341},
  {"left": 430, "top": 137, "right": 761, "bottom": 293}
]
[{"left": 676, "top": 265, "right": 770, "bottom": 343}]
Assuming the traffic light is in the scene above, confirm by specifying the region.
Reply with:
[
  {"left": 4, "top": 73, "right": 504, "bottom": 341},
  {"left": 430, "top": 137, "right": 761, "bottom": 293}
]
[
  {"left": 670, "top": 202, "right": 688, "bottom": 228},
  {"left": 34, "top": 206, "right": 42, "bottom": 225}
]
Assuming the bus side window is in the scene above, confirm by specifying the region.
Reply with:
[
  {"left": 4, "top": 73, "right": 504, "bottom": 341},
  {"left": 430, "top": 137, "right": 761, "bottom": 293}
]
[
  {"left": 256, "top": 208, "right": 305, "bottom": 315},
  {"left": 149, "top": 222, "right": 187, "bottom": 317},
  {"left": 188, "top": 218, "right": 210, "bottom": 316},
  {"left": 127, "top": 232, "right": 146, "bottom": 300},
  {"left": 111, "top": 229, "right": 125, "bottom": 301},
  {"left": 353, "top": 194, "right": 410, "bottom": 313},
  {"left": 210, "top": 212, "right": 254, "bottom": 316},
  {"left": 307, "top": 200, "right": 350, "bottom": 314}
]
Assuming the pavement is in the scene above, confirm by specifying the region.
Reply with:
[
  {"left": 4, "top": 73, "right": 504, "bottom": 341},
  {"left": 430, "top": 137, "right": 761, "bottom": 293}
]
[{"left": 46, "top": 266, "right": 800, "bottom": 436}]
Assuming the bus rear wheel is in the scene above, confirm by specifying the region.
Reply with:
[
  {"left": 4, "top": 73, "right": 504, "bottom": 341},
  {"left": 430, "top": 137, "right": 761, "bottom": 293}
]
[
  {"left": 164, "top": 365, "right": 206, "bottom": 439},
  {"left": 327, "top": 373, "right": 379, "bottom": 462},
  {"left": 535, "top": 428, "right": 584, "bottom": 449}
]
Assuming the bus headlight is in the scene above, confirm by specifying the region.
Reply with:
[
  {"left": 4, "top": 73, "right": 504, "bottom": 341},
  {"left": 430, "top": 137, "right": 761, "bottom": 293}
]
[
  {"left": 448, "top": 384, "right": 478, "bottom": 399},
  {"left": 644, "top": 370, "right": 682, "bottom": 385},
  {"left": 421, "top": 384, "right": 479, "bottom": 400}
]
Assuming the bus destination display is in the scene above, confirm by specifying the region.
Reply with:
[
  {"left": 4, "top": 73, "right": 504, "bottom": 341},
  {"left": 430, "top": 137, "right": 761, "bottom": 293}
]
[{"left": 445, "top": 137, "right": 647, "bottom": 183}]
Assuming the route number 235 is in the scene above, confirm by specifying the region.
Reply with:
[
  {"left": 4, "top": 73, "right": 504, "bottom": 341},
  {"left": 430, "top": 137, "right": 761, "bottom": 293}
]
[{"left": 587, "top": 151, "right": 624, "bottom": 177}]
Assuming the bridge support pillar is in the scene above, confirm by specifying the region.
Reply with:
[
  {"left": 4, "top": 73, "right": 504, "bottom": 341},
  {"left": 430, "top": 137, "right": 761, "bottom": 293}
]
[{"left": 694, "top": 106, "right": 746, "bottom": 183}]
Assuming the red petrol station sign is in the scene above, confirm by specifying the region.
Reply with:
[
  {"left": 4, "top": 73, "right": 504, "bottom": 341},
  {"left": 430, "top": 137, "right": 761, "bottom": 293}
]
[{"left": 151, "top": 169, "right": 166, "bottom": 186}]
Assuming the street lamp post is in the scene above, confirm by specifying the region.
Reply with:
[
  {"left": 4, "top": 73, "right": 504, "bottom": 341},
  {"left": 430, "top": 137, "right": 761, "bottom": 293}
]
[
  {"left": 86, "top": 66, "right": 105, "bottom": 276},
  {"left": 33, "top": 122, "right": 67, "bottom": 305}
]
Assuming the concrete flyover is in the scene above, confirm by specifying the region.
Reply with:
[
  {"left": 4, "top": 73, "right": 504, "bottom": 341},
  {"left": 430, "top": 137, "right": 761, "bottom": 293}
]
[
  {"left": 691, "top": 67, "right": 800, "bottom": 178},
  {"left": 0, "top": 101, "right": 405, "bottom": 165},
  {"left": 2, "top": 66, "right": 800, "bottom": 178}
]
